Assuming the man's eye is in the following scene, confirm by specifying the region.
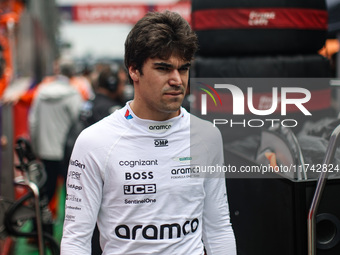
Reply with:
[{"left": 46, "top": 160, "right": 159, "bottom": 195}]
[
  {"left": 157, "top": 67, "right": 168, "bottom": 71},
  {"left": 179, "top": 67, "right": 189, "bottom": 72}
]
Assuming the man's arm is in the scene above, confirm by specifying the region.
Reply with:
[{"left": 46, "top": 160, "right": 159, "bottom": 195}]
[
  {"left": 201, "top": 127, "right": 237, "bottom": 255},
  {"left": 202, "top": 176, "right": 236, "bottom": 255},
  {"left": 61, "top": 131, "right": 103, "bottom": 254}
]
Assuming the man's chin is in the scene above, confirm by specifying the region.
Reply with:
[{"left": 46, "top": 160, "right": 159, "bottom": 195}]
[{"left": 162, "top": 103, "right": 182, "bottom": 114}]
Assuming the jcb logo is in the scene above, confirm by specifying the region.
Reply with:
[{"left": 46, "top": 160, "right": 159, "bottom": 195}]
[{"left": 124, "top": 184, "right": 156, "bottom": 195}]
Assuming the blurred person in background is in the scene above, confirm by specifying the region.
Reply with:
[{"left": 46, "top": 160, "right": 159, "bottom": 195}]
[
  {"left": 1, "top": 58, "right": 93, "bottom": 106},
  {"left": 29, "top": 62, "right": 83, "bottom": 212},
  {"left": 117, "top": 63, "right": 134, "bottom": 102},
  {"left": 64, "top": 67, "right": 125, "bottom": 169},
  {"left": 83, "top": 67, "right": 125, "bottom": 126}
]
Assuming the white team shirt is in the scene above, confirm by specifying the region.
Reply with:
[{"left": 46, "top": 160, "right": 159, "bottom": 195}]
[{"left": 61, "top": 103, "right": 236, "bottom": 255}]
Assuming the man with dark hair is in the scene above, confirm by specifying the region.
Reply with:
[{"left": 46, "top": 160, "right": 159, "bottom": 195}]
[
  {"left": 61, "top": 11, "right": 236, "bottom": 255},
  {"left": 124, "top": 11, "right": 197, "bottom": 85}
]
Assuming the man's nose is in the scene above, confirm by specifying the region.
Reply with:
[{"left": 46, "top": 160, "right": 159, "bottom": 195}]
[{"left": 169, "top": 70, "right": 182, "bottom": 86}]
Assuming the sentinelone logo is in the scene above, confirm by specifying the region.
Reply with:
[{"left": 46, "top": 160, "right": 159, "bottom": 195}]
[{"left": 199, "top": 82, "right": 311, "bottom": 128}]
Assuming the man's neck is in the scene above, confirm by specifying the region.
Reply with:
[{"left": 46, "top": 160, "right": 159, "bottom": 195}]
[{"left": 129, "top": 100, "right": 180, "bottom": 121}]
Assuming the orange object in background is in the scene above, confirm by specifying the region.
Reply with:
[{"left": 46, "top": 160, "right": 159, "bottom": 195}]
[
  {"left": 319, "top": 38, "right": 340, "bottom": 58},
  {"left": 0, "top": 35, "right": 12, "bottom": 98},
  {"left": 0, "top": 0, "right": 24, "bottom": 98},
  {"left": 19, "top": 75, "right": 92, "bottom": 106}
]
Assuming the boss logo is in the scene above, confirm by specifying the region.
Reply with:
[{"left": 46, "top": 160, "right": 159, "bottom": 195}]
[
  {"left": 154, "top": 139, "right": 168, "bottom": 147},
  {"left": 125, "top": 172, "right": 153, "bottom": 180},
  {"left": 124, "top": 184, "right": 156, "bottom": 195}
]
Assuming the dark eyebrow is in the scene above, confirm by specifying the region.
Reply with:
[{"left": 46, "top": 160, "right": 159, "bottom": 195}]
[
  {"left": 153, "top": 62, "right": 173, "bottom": 68},
  {"left": 153, "top": 62, "right": 191, "bottom": 69},
  {"left": 180, "top": 63, "right": 191, "bottom": 69}
]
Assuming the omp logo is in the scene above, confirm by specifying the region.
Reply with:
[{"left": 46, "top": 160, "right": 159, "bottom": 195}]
[
  {"left": 154, "top": 139, "right": 168, "bottom": 147},
  {"left": 199, "top": 82, "right": 222, "bottom": 115},
  {"left": 124, "top": 184, "right": 156, "bottom": 195},
  {"left": 115, "top": 218, "right": 199, "bottom": 240},
  {"left": 148, "top": 122, "right": 172, "bottom": 133}
]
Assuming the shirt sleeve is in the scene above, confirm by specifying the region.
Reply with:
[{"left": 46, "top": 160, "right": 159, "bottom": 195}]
[
  {"left": 201, "top": 127, "right": 237, "bottom": 255},
  {"left": 60, "top": 130, "right": 103, "bottom": 254}
]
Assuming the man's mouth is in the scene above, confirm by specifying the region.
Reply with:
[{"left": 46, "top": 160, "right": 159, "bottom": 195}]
[
  {"left": 164, "top": 91, "right": 183, "bottom": 96},
  {"left": 163, "top": 88, "right": 184, "bottom": 96}
]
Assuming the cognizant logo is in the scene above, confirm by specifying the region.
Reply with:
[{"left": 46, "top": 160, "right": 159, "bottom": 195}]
[{"left": 200, "top": 83, "right": 312, "bottom": 128}]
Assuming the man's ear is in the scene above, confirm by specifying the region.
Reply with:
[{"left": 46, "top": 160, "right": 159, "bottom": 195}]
[{"left": 128, "top": 66, "right": 139, "bottom": 82}]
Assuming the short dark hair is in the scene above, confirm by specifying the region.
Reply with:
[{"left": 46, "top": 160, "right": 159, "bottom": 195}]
[
  {"left": 60, "top": 63, "right": 74, "bottom": 78},
  {"left": 124, "top": 11, "right": 198, "bottom": 83},
  {"left": 98, "top": 69, "right": 120, "bottom": 93}
]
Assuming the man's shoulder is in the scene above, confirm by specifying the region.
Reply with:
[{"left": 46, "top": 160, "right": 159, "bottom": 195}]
[
  {"left": 188, "top": 113, "right": 223, "bottom": 143},
  {"left": 189, "top": 113, "right": 221, "bottom": 132}
]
